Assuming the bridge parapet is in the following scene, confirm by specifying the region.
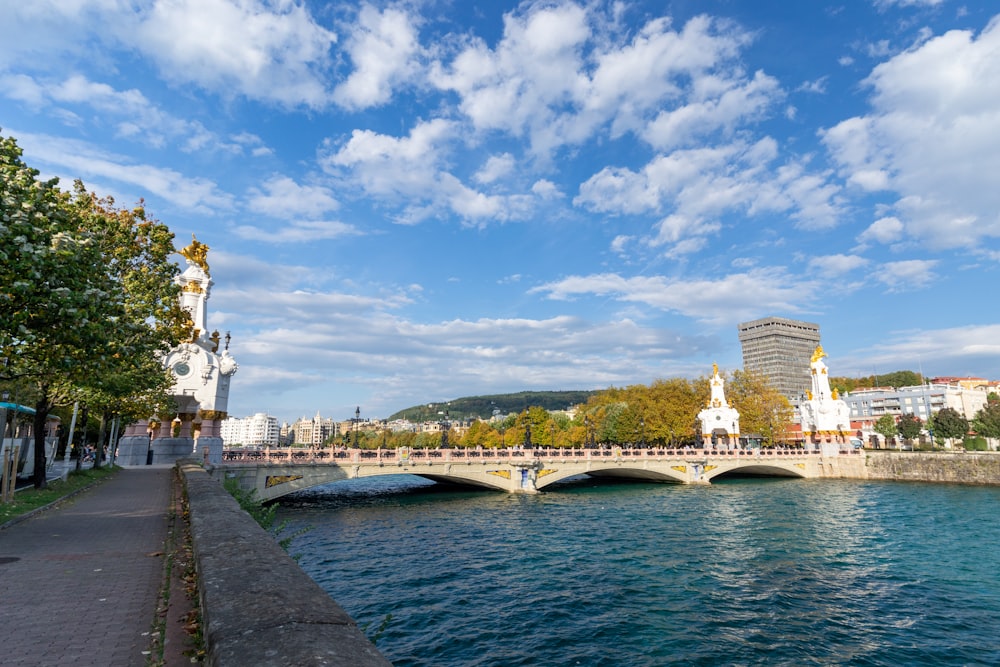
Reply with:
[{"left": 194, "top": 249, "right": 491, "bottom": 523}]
[{"left": 215, "top": 446, "right": 863, "bottom": 500}]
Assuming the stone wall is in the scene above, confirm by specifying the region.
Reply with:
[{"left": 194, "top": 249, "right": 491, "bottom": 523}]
[
  {"left": 177, "top": 460, "right": 392, "bottom": 667},
  {"left": 864, "top": 451, "right": 1000, "bottom": 484}
]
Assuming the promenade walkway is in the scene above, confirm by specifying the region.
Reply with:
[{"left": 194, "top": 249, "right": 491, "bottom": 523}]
[{"left": 0, "top": 467, "right": 172, "bottom": 666}]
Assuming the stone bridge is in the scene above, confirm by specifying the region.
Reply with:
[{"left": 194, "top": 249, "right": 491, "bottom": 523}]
[{"left": 214, "top": 446, "right": 866, "bottom": 501}]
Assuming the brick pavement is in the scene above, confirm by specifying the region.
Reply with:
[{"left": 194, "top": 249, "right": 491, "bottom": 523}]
[{"left": 0, "top": 467, "right": 172, "bottom": 666}]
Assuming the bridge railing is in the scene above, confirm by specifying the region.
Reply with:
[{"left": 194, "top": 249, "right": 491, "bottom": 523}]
[{"left": 220, "top": 445, "right": 860, "bottom": 465}]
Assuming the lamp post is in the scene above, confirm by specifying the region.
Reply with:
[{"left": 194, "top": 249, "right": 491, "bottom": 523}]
[
  {"left": 524, "top": 422, "right": 532, "bottom": 451},
  {"left": 353, "top": 406, "right": 360, "bottom": 449},
  {"left": 550, "top": 423, "right": 555, "bottom": 450},
  {"left": 382, "top": 419, "right": 388, "bottom": 450},
  {"left": 640, "top": 417, "right": 646, "bottom": 448},
  {"left": 441, "top": 410, "right": 450, "bottom": 449}
]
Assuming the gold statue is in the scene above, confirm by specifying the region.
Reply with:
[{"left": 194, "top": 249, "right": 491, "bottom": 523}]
[
  {"left": 810, "top": 344, "right": 827, "bottom": 364},
  {"left": 712, "top": 362, "right": 719, "bottom": 376},
  {"left": 179, "top": 234, "right": 210, "bottom": 275}
]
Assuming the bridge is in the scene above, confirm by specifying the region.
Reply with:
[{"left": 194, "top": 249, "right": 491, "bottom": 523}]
[{"left": 215, "top": 446, "right": 866, "bottom": 501}]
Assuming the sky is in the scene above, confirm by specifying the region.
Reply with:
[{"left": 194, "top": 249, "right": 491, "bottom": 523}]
[{"left": 2, "top": 0, "right": 999, "bottom": 424}]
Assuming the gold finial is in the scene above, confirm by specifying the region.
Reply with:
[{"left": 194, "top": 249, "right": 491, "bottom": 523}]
[
  {"left": 810, "top": 344, "right": 827, "bottom": 363},
  {"left": 179, "top": 234, "right": 210, "bottom": 275},
  {"left": 712, "top": 362, "right": 719, "bottom": 376}
]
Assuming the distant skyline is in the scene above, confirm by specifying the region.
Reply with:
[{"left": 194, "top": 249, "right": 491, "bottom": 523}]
[{"left": 2, "top": 0, "right": 999, "bottom": 424}]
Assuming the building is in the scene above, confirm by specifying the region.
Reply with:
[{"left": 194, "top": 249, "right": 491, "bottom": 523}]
[
  {"left": 843, "top": 383, "right": 989, "bottom": 426},
  {"left": 220, "top": 413, "right": 280, "bottom": 447},
  {"left": 738, "top": 316, "right": 821, "bottom": 399},
  {"left": 289, "top": 412, "right": 337, "bottom": 447}
]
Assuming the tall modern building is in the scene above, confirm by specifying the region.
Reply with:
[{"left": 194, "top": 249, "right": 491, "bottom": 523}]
[{"left": 737, "top": 317, "right": 821, "bottom": 399}]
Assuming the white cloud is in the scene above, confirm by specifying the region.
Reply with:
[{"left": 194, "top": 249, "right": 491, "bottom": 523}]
[
  {"left": 16, "top": 131, "right": 233, "bottom": 213},
  {"left": 807, "top": 254, "right": 869, "bottom": 275},
  {"left": 475, "top": 153, "right": 516, "bottom": 184},
  {"left": 823, "top": 17, "right": 1000, "bottom": 249},
  {"left": 247, "top": 175, "right": 339, "bottom": 219},
  {"left": 230, "top": 220, "right": 360, "bottom": 243},
  {"left": 575, "top": 136, "right": 843, "bottom": 252},
  {"left": 332, "top": 4, "right": 421, "bottom": 110},
  {"left": 643, "top": 70, "right": 782, "bottom": 150},
  {"left": 133, "top": 0, "right": 337, "bottom": 108},
  {"left": 530, "top": 269, "right": 817, "bottom": 325},
  {"left": 876, "top": 259, "right": 938, "bottom": 291},
  {"left": 858, "top": 216, "right": 904, "bottom": 245}
]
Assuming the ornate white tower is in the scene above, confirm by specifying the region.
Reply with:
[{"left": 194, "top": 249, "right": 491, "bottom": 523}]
[
  {"left": 116, "top": 235, "right": 238, "bottom": 465},
  {"left": 797, "top": 345, "right": 851, "bottom": 453},
  {"left": 697, "top": 364, "right": 741, "bottom": 448}
]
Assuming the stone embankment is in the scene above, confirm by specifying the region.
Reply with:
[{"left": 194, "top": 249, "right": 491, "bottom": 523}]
[
  {"left": 177, "top": 460, "right": 392, "bottom": 667},
  {"left": 864, "top": 450, "right": 1000, "bottom": 484}
]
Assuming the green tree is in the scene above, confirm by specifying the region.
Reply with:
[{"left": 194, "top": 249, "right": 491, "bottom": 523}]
[
  {"left": 972, "top": 402, "right": 1000, "bottom": 439},
  {"left": 1, "top": 133, "right": 114, "bottom": 487},
  {"left": 929, "top": 407, "right": 968, "bottom": 446},
  {"left": 897, "top": 413, "right": 922, "bottom": 442},
  {"left": 1, "top": 133, "right": 188, "bottom": 485},
  {"left": 874, "top": 414, "right": 897, "bottom": 446}
]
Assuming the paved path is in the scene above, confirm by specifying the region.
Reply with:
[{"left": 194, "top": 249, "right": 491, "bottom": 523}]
[{"left": 0, "top": 468, "right": 172, "bottom": 666}]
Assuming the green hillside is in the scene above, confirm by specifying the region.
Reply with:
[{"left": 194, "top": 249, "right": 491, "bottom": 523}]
[{"left": 388, "top": 390, "right": 598, "bottom": 422}]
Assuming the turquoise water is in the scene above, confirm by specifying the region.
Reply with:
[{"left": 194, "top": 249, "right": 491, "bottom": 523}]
[{"left": 276, "top": 477, "right": 1000, "bottom": 666}]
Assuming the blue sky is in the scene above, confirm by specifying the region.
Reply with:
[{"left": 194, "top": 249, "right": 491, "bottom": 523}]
[{"left": 2, "top": 0, "right": 999, "bottom": 424}]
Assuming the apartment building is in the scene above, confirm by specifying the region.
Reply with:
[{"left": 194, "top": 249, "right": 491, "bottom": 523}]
[{"left": 737, "top": 316, "right": 821, "bottom": 399}]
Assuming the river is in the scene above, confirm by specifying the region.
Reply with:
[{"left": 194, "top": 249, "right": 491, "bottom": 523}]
[{"left": 275, "top": 476, "right": 1000, "bottom": 666}]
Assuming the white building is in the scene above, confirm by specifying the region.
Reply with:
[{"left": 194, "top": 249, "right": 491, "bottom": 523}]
[
  {"left": 843, "top": 383, "right": 988, "bottom": 423},
  {"left": 220, "top": 413, "right": 280, "bottom": 447}
]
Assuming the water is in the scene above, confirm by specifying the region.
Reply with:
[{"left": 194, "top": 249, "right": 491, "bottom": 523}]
[{"left": 276, "top": 476, "right": 1000, "bottom": 666}]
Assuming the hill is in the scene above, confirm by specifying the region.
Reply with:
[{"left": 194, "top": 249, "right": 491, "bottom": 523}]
[{"left": 388, "top": 390, "right": 598, "bottom": 422}]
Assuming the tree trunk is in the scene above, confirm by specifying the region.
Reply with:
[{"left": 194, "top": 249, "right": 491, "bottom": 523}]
[
  {"left": 94, "top": 412, "right": 108, "bottom": 470},
  {"left": 31, "top": 394, "right": 53, "bottom": 489}
]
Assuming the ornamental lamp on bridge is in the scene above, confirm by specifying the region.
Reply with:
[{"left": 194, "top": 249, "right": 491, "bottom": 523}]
[{"left": 354, "top": 406, "right": 360, "bottom": 449}]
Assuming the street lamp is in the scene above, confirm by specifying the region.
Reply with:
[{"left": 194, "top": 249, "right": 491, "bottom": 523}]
[
  {"left": 353, "top": 406, "right": 360, "bottom": 449},
  {"left": 382, "top": 419, "right": 387, "bottom": 449},
  {"left": 550, "top": 423, "right": 555, "bottom": 449},
  {"left": 525, "top": 422, "right": 532, "bottom": 450},
  {"left": 441, "top": 410, "right": 450, "bottom": 449},
  {"left": 640, "top": 417, "right": 646, "bottom": 448}
]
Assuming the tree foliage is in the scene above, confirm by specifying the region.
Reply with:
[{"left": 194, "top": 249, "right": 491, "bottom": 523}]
[
  {"left": 972, "top": 402, "right": 1000, "bottom": 439},
  {"left": 897, "top": 413, "right": 923, "bottom": 441},
  {"left": 874, "top": 414, "right": 897, "bottom": 443},
  {"left": 725, "top": 370, "right": 793, "bottom": 446},
  {"left": 929, "top": 407, "right": 968, "bottom": 443},
  {"left": 0, "top": 132, "right": 188, "bottom": 485}
]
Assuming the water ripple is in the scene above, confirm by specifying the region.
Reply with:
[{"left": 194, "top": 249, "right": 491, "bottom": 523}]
[{"left": 279, "top": 477, "right": 1000, "bottom": 666}]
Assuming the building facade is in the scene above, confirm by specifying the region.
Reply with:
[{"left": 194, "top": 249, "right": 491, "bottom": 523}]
[
  {"left": 738, "top": 316, "right": 821, "bottom": 399},
  {"left": 843, "top": 384, "right": 989, "bottom": 426},
  {"left": 289, "top": 412, "right": 337, "bottom": 447},
  {"left": 220, "top": 413, "right": 280, "bottom": 447}
]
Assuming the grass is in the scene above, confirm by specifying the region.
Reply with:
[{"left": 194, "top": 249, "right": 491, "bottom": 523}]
[{"left": 0, "top": 465, "right": 120, "bottom": 525}]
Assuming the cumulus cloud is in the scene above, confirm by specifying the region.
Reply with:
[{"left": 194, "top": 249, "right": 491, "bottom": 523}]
[
  {"left": 133, "top": 0, "right": 337, "bottom": 108},
  {"left": 822, "top": 18, "right": 1000, "bottom": 250},
  {"left": 247, "top": 175, "right": 339, "bottom": 219},
  {"left": 875, "top": 259, "right": 938, "bottom": 291},
  {"left": 857, "top": 216, "right": 904, "bottom": 245},
  {"left": 332, "top": 4, "right": 421, "bottom": 110}
]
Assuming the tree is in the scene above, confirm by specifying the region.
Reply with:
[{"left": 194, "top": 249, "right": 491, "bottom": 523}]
[
  {"left": 874, "top": 414, "right": 897, "bottom": 446},
  {"left": 972, "top": 402, "right": 1000, "bottom": 439},
  {"left": 0, "top": 133, "right": 187, "bottom": 485},
  {"left": 726, "top": 370, "right": 794, "bottom": 447},
  {"left": 930, "top": 407, "right": 968, "bottom": 446},
  {"left": 1, "top": 133, "right": 115, "bottom": 487},
  {"left": 897, "top": 413, "right": 922, "bottom": 442}
]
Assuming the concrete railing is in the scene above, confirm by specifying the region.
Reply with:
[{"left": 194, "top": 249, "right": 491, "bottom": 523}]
[{"left": 177, "top": 460, "right": 392, "bottom": 666}]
